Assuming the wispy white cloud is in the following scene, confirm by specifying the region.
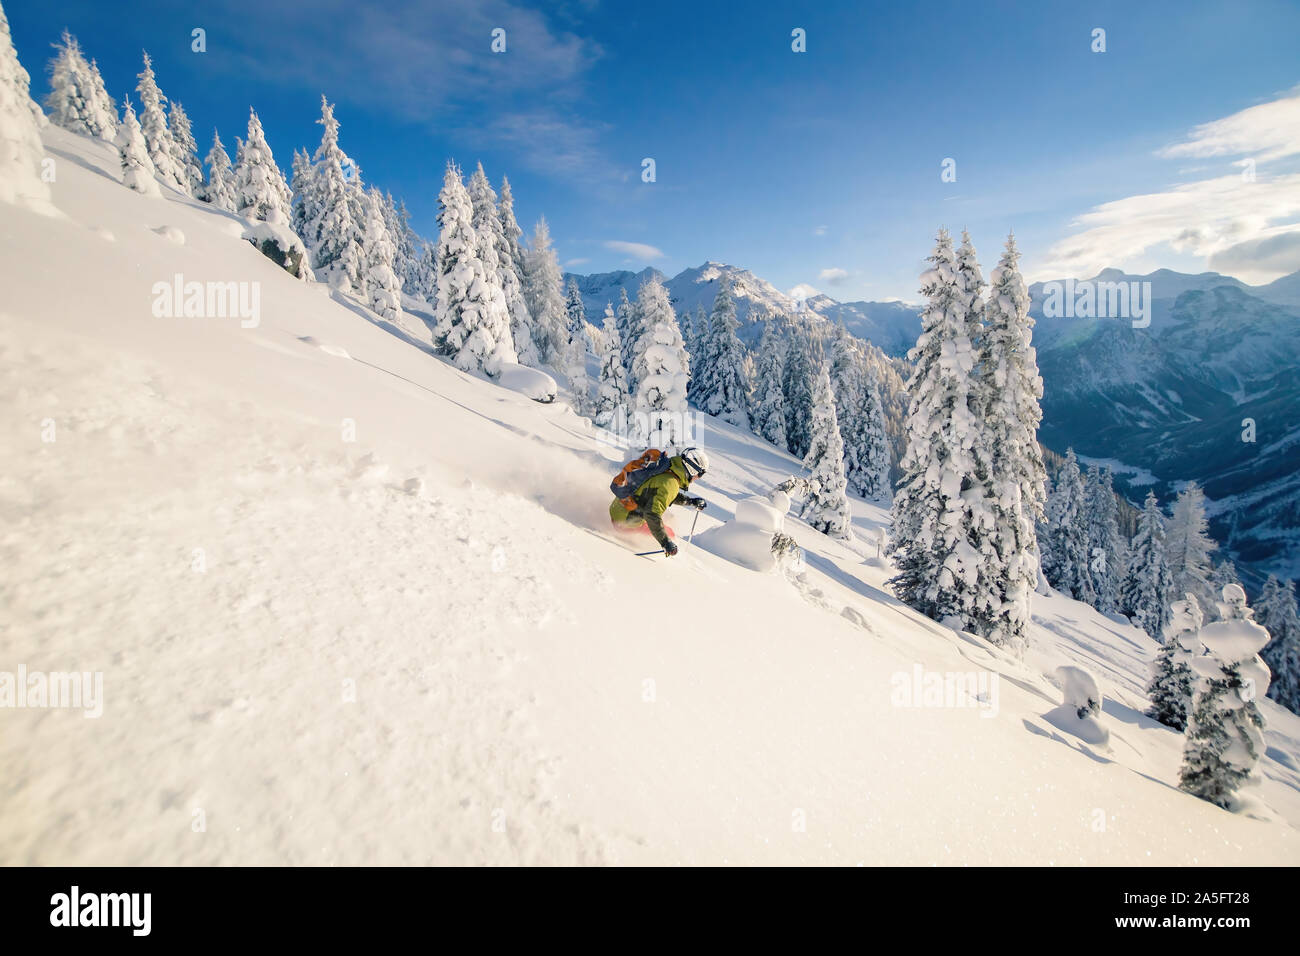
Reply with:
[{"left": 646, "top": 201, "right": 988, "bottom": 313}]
[
  {"left": 818, "top": 267, "right": 849, "bottom": 284},
  {"left": 216, "top": 0, "right": 613, "bottom": 181},
  {"left": 1033, "top": 89, "right": 1300, "bottom": 284},
  {"left": 604, "top": 240, "right": 664, "bottom": 261},
  {"left": 471, "top": 110, "right": 616, "bottom": 180},
  {"left": 564, "top": 257, "right": 591, "bottom": 267},
  {"left": 813, "top": 225, "right": 828, "bottom": 236},
  {"left": 1159, "top": 87, "right": 1300, "bottom": 163}
]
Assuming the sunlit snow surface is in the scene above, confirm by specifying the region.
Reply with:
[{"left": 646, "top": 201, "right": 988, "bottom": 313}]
[{"left": 1, "top": 128, "right": 1297, "bottom": 865}]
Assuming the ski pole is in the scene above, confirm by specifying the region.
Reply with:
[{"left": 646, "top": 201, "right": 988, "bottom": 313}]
[
  {"left": 635, "top": 549, "right": 662, "bottom": 557},
  {"left": 687, "top": 507, "right": 700, "bottom": 544}
]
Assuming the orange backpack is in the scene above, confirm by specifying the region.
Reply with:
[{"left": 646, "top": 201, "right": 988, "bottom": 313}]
[{"left": 610, "top": 449, "right": 675, "bottom": 510}]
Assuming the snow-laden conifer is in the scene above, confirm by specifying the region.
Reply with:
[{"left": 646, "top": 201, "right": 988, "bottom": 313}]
[
  {"left": 800, "top": 363, "right": 852, "bottom": 539},
  {"left": 781, "top": 318, "right": 819, "bottom": 459},
  {"left": 85, "top": 58, "right": 115, "bottom": 139},
  {"left": 362, "top": 187, "right": 404, "bottom": 326},
  {"left": 750, "top": 313, "right": 789, "bottom": 451},
  {"left": 113, "top": 99, "right": 160, "bottom": 197},
  {"left": 135, "top": 52, "right": 185, "bottom": 192},
  {"left": 594, "top": 304, "right": 631, "bottom": 431},
  {"left": 1120, "top": 491, "right": 1173, "bottom": 639},
  {"left": 630, "top": 276, "right": 690, "bottom": 448},
  {"left": 1146, "top": 593, "right": 1202, "bottom": 730},
  {"left": 888, "top": 230, "right": 982, "bottom": 625},
  {"left": 233, "top": 108, "right": 293, "bottom": 225},
  {"left": 695, "top": 281, "right": 751, "bottom": 429},
  {"left": 168, "top": 102, "right": 203, "bottom": 196},
  {"left": 522, "top": 217, "right": 568, "bottom": 367},
  {"left": 432, "top": 163, "right": 515, "bottom": 375},
  {"left": 970, "top": 235, "right": 1046, "bottom": 645},
  {"left": 1166, "top": 482, "right": 1218, "bottom": 615},
  {"left": 1083, "top": 465, "right": 1126, "bottom": 614},
  {"left": 1041, "top": 450, "right": 1094, "bottom": 604},
  {"left": 45, "top": 32, "right": 99, "bottom": 136},
  {"left": 1179, "top": 584, "right": 1271, "bottom": 809}
]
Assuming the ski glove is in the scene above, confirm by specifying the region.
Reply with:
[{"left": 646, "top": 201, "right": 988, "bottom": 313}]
[
  {"left": 663, "top": 540, "right": 679, "bottom": 557},
  {"left": 684, "top": 496, "right": 707, "bottom": 510}
]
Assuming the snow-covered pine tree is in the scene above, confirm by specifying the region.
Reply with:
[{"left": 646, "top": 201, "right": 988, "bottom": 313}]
[
  {"left": 412, "top": 241, "right": 437, "bottom": 303},
  {"left": 630, "top": 275, "right": 691, "bottom": 448},
  {"left": 888, "top": 229, "right": 983, "bottom": 626},
  {"left": 1257, "top": 576, "right": 1300, "bottom": 714},
  {"left": 970, "top": 234, "right": 1047, "bottom": 646},
  {"left": 594, "top": 303, "right": 631, "bottom": 431},
  {"left": 498, "top": 176, "right": 528, "bottom": 284},
  {"left": 468, "top": 167, "right": 508, "bottom": 293},
  {"left": 1083, "top": 465, "right": 1126, "bottom": 614},
  {"left": 1041, "top": 450, "right": 1094, "bottom": 604},
  {"left": 741, "top": 349, "right": 757, "bottom": 412},
  {"left": 303, "top": 98, "right": 363, "bottom": 291},
  {"left": 683, "top": 306, "right": 705, "bottom": 404},
  {"left": 288, "top": 148, "right": 313, "bottom": 237},
  {"left": 362, "top": 187, "right": 404, "bottom": 326},
  {"left": 681, "top": 307, "right": 699, "bottom": 387},
  {"left": 168, "top": 103, "right": 204, "bottom": 196},
  {"left": 781, "top": 318, "right": 820, "bottom": 459},
  {"left": 44, "top": 32, "right": 97, "bottom": 136},
  {"left": 827, "top": 325, "right": 891, "bottom": 502},
  {"left": 1146, "top": 593, "right": 1203, "bottom": 731},
  {"left": 854, "top": 363, "right": 892, "bottom": 501},
  {"left": 948, "top": 230, "right": 1010, "bottom": 640},
  {"left": 691, "top": 305, "right": 708, "bottom": 372},
  {"left": 1179, "top": 584, "right": 1271, "bottom": 809},
  {"left": 394, "top": 198, "right": 427, "bottom": 301},
  {"left": 750, "top": 312, "right": 789, "bottom": 451},
  {"left": 468, "top": 163, "right": 533, "bottom": 365},
  {"left": 1120, "top": 490, "right": 1174, "bottom": 640},
  {"left": 85, "top": 58, "right": 115, "bottom": 139},
  {"left": 431, "top": 162, "right": 516, "bottom": 376},
  {"left": 565, "top": 277, "right": 587, "bottom": 340},
  {"left": 233, "top": 108, "right": 293, "bottom": 225},
  {"left": 828, "top": 324, "right": 862, "bottom": 458},
  {"left": 382, "top": 192, "right": 413, "bottom": 290},
  {"left": 1, "top": 1, "right": 55, "bottom": 212},
  {"left": 562, "top": 278, "right": 591, "bottom": 412},
  {"left": 1165, "top": 482, "right": 1218, "bottom": 616},
  {"left": 198, "top": 129, "right": 236, "bottom": 211},
  {"left": 696, "top": 281, "right": 751, "bottom": 429},
  {"left": 486, "top": 187, "right": 535, "bottom": 366},
  {"left": 135, "top": 51, "right": 185, "bottom": 193},
  {"left": 522, "top": 217, "right": 568, "bottom": 368},
  {"left": 113, "top": 99, "right": 160, "bottom": 197},
  {"left": 800, "top": 363, "right": 853, "bottom": 539},
  {"left": 615, "top": 286, "right": 637, "bottom": 380}
]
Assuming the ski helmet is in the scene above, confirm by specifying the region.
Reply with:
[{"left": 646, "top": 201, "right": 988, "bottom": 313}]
[{"left": 680, "top": 447, "right": 710, "bottom": 479}]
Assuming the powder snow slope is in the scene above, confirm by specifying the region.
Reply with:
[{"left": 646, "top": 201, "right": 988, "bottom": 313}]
[{"left": 1, "top": 127, "right": 1298, "bottom": 866}]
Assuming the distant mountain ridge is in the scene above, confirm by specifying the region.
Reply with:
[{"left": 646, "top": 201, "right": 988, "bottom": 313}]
[{"left": 564, "top": 260, "right": 922, "bottom": 353}]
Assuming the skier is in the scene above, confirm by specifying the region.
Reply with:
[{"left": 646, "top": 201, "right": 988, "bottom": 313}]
[{"left": 608, "top": 447, "right": 710, "bottom": 556}]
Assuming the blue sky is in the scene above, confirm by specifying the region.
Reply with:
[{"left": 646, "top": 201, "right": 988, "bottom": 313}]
[{"left": 10, "top": 0, "right": 1300, "bottom": 301}]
